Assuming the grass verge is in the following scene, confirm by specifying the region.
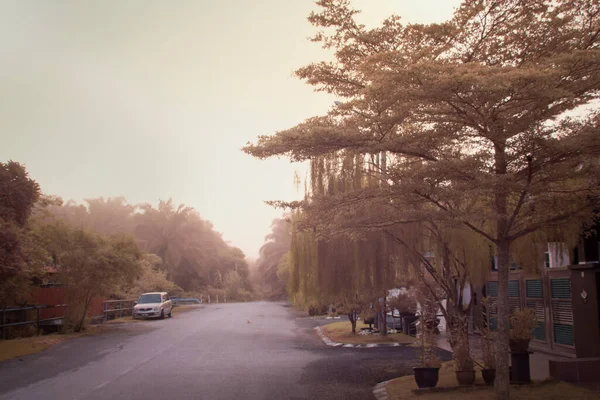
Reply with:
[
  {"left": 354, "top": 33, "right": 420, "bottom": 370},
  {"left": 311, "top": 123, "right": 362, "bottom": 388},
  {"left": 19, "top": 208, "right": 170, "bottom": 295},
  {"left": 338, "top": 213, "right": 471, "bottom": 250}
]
[
  {"left": 322, "top": 320, "right": 416, "bottom": 345},
  {"left": 0, "top": 324, "right": 113, "bottom": 363},
  {"left": 172, "top": 304, "right": 203, "bottom": 316},
  {"left": 385, "top": 362, "right": 599, "bottom": 400}
]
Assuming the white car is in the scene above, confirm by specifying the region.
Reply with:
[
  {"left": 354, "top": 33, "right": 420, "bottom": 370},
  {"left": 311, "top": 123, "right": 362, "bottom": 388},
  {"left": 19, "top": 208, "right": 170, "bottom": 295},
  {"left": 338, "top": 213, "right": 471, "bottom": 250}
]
[{"left": 133, "top": 292, "right": 173, "bottom": 319}]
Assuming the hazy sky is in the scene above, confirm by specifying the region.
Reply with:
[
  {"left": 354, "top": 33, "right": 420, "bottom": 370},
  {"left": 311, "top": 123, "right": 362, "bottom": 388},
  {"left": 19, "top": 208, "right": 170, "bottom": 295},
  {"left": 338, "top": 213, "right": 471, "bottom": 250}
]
[{"left": 0, "top": 0, "right": 460, "bottom": 258}]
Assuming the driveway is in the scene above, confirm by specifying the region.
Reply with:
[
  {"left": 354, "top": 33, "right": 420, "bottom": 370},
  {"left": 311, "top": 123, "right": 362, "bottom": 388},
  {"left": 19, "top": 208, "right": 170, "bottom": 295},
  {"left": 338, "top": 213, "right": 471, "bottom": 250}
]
[{"left": 0, "top": 302, "right": 449, "bottom": 400}]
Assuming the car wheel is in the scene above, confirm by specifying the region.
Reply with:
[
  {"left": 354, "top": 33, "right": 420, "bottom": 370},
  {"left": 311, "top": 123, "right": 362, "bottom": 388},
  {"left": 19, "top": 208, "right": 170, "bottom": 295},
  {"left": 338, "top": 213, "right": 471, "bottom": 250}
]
[
  {"left": 168, "top": 309, "right": 172, "bottom": 318},
  {"left": 160, "top": 310, "right": 165, "bottom": 319}
]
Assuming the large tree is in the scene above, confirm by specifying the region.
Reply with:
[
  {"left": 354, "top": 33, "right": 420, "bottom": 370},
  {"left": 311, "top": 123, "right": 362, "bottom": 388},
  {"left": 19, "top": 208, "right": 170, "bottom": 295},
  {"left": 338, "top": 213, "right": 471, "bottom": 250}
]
[
  {"left": 244, "top": 1, "right": 600, "bottom": 397},
  {"left": 36, "top": 221, "right": 142, "bottom": 331},
  {"left": 0, "top": 161, "right": 41, "bottom": 305}
]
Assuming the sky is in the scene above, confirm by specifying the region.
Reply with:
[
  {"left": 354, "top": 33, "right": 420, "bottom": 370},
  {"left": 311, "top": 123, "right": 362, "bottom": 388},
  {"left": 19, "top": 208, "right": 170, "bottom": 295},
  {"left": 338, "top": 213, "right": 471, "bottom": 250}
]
[{"left": 0, "top": 0, "right": 460, "bottom": 259}]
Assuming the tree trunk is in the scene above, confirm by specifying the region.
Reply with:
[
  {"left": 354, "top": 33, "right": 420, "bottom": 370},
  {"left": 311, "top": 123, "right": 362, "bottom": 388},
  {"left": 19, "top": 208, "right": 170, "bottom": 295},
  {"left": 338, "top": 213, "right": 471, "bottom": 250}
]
[
  {"left": 348, "top": 312, "right": 357, "bottom": 333},
  {"left": 381, "top": 294, "right": 388, "bottom": 336},
  {"left": 494, "top": 240, "right": 511, "bottom": 399},
  {"left": 494, "top": 141, "right": 510, "bottom": 400},
  {"left": 75, "top": 291, "right": 93, "bottom": 332}
]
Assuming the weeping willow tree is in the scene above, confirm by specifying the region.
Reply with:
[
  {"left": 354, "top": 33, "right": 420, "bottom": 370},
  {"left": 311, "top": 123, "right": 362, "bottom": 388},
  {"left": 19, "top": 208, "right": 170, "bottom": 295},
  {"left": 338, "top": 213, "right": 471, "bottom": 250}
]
[{"left": 284, "top": 152, "right": 397, "bottom": 318}]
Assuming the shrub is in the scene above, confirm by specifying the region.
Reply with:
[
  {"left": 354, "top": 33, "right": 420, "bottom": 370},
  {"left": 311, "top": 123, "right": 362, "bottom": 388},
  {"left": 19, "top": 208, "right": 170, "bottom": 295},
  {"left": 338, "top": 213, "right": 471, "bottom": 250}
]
[{"left": 509, "top": 308, "right": 537, "bottom": 341}]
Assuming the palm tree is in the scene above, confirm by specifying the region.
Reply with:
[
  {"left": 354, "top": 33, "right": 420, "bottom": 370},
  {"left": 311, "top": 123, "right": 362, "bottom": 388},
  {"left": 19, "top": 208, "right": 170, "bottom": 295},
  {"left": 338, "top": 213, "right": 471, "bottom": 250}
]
[
  {"left": 134, "top": 200, "right": 197, "bottom": 285},
  {"left": 256, "top": 217, "right": 292, "bottom": 295}
]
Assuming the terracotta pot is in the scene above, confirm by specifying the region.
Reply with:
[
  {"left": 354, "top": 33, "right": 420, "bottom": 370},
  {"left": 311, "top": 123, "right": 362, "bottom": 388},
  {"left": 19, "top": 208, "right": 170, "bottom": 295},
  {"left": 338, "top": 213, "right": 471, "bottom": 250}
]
[
  {"left": 481, "top": 369, "right": 496, "bottom": 385},
  {"left": 413, "top": 367, "right": 440, "bottom": 388},
  {"left": 509, "top": 339, "right": 530, "bottom": 353},
  {"left": 455, "top": 370, "right": 476, "bottom": 385}
]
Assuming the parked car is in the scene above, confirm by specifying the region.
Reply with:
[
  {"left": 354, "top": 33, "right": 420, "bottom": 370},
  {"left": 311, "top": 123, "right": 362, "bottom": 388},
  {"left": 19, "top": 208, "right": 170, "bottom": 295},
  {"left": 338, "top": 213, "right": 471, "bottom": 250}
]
[{"left": 132, "top": 292, "right": 173, "bottom": 319}]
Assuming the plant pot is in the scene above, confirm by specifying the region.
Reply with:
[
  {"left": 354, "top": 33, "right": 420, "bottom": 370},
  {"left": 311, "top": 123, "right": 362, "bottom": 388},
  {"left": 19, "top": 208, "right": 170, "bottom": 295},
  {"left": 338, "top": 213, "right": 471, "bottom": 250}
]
[
  {"left": 413, "top": 367, "right": 440, "bottom": 388},
  {"left": 481, "top": 369, "right": 496, "bottom": 385},
  {"left": 509, "top": 339, "right": 530, "bottom": 353},
  {"left": 455, "top": 370, "right": 476, "bottom": 385}
]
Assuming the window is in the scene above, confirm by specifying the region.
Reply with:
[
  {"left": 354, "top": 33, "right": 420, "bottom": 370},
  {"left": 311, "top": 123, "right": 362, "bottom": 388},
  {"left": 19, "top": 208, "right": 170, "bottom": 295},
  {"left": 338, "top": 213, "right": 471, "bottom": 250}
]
[{"left": 138, "top": 294, "right": 161, "bottom": 304}]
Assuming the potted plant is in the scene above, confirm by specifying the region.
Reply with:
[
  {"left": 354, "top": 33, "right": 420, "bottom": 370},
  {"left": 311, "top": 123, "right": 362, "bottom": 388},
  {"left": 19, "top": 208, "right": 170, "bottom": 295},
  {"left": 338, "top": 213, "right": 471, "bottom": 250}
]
[
  {"left": 480, "top": 337, "right": 497, "bottom": 385},
  {"left": 478, "top": 297, "right": 497, "bottom": 385},
  {"left": 509, "top": 308, "right": 537, "bottom": 352},
  {"left": 413, "top": 309, "right": 441, "bottom": 388},
  {"left": 451, "top": 315, "right": 475, "bottom": 385}
]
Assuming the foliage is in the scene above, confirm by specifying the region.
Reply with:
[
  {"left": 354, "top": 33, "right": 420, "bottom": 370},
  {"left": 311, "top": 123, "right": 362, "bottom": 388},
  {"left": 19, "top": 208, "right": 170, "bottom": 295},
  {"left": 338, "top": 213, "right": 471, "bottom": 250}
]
[
  {"left": 417, "top": 304, "right": 442, "bottom": 368},
  {"left": 224, "top": 270, "right": 243, "bottom": 301},
  {"left": 124, "top": 254, "right": 183, "bottom": 297},
  {"left": 36, "top": 221, "right": 142, "bottom": 332},
  {"left": 46, "top": 197, "right": 253, "bottom": 295},
  {"left": 286, "top": 208, "right": 395, "bottom": 311},
  {"left": 335, "top": 293, "right": 372, "bottom": 333},
  {"left": 450, "top": 314, "right": 474, "bottom": 372},
  {"left": 388, "top": 292, "right": 417, "bottom": 315},
  {"left": 479, "top": 296, "right": 497, "bottom": 369},
  {"left": 0, "top": 161, "right": 41, "bottom": 227},
  {"left": 253, "top": 217, "right": 292, "bottom": 297},
  {"left": 0, "top": 161, "right": 41, "bottom": 305},
  {"left": 509, "top": 308, "right": 538, "bottom": 341}
]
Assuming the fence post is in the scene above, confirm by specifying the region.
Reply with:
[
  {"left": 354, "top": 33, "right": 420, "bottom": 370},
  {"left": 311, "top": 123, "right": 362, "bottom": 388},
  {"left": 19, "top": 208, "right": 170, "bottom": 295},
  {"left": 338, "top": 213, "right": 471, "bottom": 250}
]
[
  {"left": 103, "top": 302, "right": 107, "bottom": 323},
  {"left": 119, "top": 301, "right": 123, "bottom": 318},
  {"left": 36, "top": 307, "right": 41, "bottom": 335},
  {"left": 1, "top": 307, "right": 5, "bottom": 340}
]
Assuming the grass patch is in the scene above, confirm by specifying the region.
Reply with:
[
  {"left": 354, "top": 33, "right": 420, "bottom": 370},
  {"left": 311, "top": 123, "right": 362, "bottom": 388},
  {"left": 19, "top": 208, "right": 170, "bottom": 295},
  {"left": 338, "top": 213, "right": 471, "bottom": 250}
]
[
  {"left": 172, "top": 305, "right": 203, "bottom": 316},
  {"left": 322, "top": 320, "right": 416, "bottom": 345},
  {"left": 104, "top": 316, "right": 145, "bottom": 325},
  {"left": 386, "top": 362, "right": 599, "bottom": 400},
  {"left": 0, "top": 325, "right": 112, "bottom": 363}
]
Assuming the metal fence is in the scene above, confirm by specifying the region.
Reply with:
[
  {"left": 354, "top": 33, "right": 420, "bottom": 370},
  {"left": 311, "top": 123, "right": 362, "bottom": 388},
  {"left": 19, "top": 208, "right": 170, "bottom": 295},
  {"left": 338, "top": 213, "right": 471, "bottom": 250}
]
[
  {"left": 0, "top": 304, "right": 67, "bottom": 340},
  {"left": 102, "top": 299, "right": 136, "bottom": 322},
  {"left": 170, "top": 297, "right": 202, "bottom": 305}
]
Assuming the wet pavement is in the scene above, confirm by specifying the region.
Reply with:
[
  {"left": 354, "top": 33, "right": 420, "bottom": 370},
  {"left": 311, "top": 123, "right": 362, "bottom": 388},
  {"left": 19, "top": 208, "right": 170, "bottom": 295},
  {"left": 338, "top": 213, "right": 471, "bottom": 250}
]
[{"left": 0, "top": 302, "right": 450, "bottom": 400}]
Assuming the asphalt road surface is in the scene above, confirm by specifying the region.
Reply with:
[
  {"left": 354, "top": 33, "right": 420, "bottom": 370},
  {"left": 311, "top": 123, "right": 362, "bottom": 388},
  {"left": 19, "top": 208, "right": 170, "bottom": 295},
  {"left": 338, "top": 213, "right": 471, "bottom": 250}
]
[{"left": 0, "top": 302, "right": 449, "bottom": 400}]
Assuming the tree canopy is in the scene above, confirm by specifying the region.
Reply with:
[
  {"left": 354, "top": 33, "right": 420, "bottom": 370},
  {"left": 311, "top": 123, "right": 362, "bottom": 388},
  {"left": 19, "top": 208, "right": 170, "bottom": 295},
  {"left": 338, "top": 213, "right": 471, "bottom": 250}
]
[
  {"left": 0, "top": 161, "right": 41, "bottom": 305},
  {"left": 45, "top": 197, "right": 252, "bottom": 295}
]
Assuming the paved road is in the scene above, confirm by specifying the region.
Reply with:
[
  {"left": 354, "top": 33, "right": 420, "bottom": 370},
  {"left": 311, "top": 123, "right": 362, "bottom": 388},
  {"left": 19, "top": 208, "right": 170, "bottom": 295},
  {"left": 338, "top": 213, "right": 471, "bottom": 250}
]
[{"left": 0, "top": 302, "right": 449, "bottom": 400}]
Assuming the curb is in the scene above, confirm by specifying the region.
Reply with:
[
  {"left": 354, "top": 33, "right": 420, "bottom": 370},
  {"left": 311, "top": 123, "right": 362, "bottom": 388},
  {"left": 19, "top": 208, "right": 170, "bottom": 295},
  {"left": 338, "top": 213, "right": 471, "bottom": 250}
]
[
  {"left": 372, "top": 380, "right": 392, "bottom": 400},
  {"left": 314, "top": 326, "right": 403, "bottom": 348}
]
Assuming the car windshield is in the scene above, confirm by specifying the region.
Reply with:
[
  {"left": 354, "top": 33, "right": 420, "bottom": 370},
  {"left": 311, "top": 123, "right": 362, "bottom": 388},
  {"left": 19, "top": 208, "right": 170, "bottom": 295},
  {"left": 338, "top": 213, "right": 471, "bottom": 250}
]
[{"left": 138, "top": 294, "right": 161, "bottom": 304}]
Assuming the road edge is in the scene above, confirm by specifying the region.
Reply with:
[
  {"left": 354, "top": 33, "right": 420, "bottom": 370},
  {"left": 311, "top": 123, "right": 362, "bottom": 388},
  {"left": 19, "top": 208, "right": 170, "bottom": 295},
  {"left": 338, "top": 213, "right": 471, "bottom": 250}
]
[{"left": 372, "top": 380, "right": 392, "bottom": 400}]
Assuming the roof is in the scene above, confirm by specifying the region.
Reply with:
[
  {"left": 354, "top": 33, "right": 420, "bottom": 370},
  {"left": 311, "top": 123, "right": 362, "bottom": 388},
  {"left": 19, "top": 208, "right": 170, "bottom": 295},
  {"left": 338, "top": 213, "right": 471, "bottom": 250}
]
[{"left": 140, "top": 292, "right": 167, "bottom": 295}]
